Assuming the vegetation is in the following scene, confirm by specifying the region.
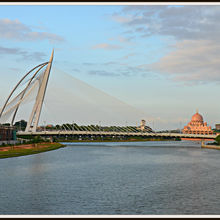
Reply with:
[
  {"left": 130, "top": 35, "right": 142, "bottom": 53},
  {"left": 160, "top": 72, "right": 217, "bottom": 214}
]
[
  {"left": 13, "top": 120, "right": 27, "bottom": 131},
  {"left": 0, "top": 142, "right": 65, "bottom": 159},
  {"left": 215, "top": 135, "right": 220, "bottom": 145},
  {"left": 212, "top": 129, "right": 220, "bottom": 134},
  {"left": 2, "top": 135, "right": 49, "bottom": 147}
]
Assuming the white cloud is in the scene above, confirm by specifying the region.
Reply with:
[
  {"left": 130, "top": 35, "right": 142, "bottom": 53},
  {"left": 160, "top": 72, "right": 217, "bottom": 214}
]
[
  {"left": 148, "top": 40, "right": 220, "bottom": 84},
  {"left": 0, "top": 45, "right": 46, "bottom": 61},
  {"left": 0, "top": 18, "right": 64, "bottom": 43},
  {"left": 92, "top": 43, "right": 123, "bottom": 50},
  {"left": 117, "top": 5, "right": 220, "bottom": 41},
  {"left": 112, "top": 5, "right": 220, "bottom": 84},
  {"left": 88, "top": 70, "right": 120, "bottom": 77},
  {"left": 111, "top": 13, "right": 133, "bottom": 23}
]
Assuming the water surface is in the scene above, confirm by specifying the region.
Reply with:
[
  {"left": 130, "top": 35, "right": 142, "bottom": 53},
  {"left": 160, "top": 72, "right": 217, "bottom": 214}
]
[{"left": 0, "top": 140, "right": 220, "bottom": 215}]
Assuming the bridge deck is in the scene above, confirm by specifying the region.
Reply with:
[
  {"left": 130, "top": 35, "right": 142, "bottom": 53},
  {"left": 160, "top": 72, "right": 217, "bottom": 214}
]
[{"left": 16, "top": 131, "right": 216, "bottom": 139}]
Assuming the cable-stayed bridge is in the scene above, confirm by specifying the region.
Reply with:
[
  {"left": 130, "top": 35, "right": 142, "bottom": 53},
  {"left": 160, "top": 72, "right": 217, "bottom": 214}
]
[
  {"left": 17, "top": 130, "right": 216, "bottom": 140},
  {"left": 0, "top": 51, "right": 217, "bottom": 141}
]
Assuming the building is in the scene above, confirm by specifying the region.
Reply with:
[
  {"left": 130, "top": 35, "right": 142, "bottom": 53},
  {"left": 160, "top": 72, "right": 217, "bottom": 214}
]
[
  {"left": 0, "top": 125, "right": 16, "bottom": 143},
  {"left": 140, "top": 120, "right": 146, "bottom": 131},
  {"left": 182, "top": 111, "right": 213, "bottom": 135},
  {"left": 215, "top": 124, "right": 220, "bottom": 130},
  {"left": 137, "top": 119, "right": 153, "bottom": 132}
]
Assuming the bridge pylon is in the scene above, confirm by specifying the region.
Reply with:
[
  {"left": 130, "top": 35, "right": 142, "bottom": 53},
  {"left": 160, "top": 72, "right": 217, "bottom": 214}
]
[
  {"left": 0, "top": 50, "right": 54, "bottom": 132},
  {"left": 25, "top": 50, "right": 54, "bottom": 132}
]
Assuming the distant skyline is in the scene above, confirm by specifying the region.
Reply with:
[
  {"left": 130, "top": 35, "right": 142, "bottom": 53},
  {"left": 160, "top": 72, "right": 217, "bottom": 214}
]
[{"left": 0, "top": 2, "right": 220, "bottom": 130}]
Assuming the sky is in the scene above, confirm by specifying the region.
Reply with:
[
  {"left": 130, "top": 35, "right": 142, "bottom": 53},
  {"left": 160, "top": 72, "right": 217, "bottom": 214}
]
[{"left": 0, "top": 3, "right": 220, "bottom": 130}]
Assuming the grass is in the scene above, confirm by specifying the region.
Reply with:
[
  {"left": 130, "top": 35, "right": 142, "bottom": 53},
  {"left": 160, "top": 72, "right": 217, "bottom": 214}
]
[{"left": 0, "top": 142, "right": 66, "bottom": 159}]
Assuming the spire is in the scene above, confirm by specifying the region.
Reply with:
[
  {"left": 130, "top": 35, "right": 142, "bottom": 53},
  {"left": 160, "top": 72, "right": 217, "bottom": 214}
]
[
  {"left": 49, "top": 49, "right": 54, "bottom": 63},
  {"left": 196, "top": 109, "right": 198, "bottom": 114}
]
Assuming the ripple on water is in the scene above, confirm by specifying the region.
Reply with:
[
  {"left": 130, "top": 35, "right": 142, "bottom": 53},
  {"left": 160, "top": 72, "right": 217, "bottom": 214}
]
[{"left": 0, "top": 141, "right": 220, "bottom": 215}]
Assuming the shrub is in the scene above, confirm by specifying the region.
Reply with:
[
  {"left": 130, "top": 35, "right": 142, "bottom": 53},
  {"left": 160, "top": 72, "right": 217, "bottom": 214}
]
[{"left": 215, "top": 135, "right": 220, "bottom": 145}]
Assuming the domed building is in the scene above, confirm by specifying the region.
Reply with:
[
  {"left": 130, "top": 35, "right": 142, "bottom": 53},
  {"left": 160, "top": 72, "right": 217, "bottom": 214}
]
[
  {"left": 182, "top": 111, "right": 213, "bottom": 135},
  {"left": 137, "top": 119, "right": 153, "bottom": 132}
]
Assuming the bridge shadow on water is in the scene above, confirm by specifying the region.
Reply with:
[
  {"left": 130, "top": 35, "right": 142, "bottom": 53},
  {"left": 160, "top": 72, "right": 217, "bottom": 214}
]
[{"left": 63, "top": 140, "right": 203, "bottom": 149}]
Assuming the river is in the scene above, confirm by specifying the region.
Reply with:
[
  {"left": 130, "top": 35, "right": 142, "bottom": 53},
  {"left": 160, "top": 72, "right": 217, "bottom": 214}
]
[{"left": 0, "top": 140, "right": 220, "bottom": 215}]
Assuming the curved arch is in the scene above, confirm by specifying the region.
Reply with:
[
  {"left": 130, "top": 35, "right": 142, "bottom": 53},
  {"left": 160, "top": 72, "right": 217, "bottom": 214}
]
[
  {"left": 10, "top": 62, "right": 49, "bottom": 126},
  {"left": 25, "top": 49, "right": 54, "bottom": 132},
  {"left": 0, "top": 62, "right": 48, "bottom": 119}
]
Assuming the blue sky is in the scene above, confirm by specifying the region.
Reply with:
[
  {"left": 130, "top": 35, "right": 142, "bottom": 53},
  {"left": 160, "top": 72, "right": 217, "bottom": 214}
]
[{"left": 0, "top": 3, "right": 220, "bottom": 130}]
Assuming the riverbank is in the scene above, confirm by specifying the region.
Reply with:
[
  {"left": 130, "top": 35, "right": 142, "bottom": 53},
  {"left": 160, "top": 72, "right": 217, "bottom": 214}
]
[
  {"left": 0, "top": 142, "right": 65, "bottom": 159},
  {"left": 201, "top": 144, "right": 220, "bottom": 150}
]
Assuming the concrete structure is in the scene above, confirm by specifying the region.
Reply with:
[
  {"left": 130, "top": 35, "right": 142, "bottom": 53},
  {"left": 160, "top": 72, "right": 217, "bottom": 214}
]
[
  {"left": 17, "top": 130, "right": 216, "bottom": 140},
  {"left": 182, "top": 111, "right": 213, "bottom": 135},
  {"left": 0, "top": 125, "right": 16, "bottom": 144},
  {"left": 0, "top": 50, "right": 54, "bottom": 133},
  {"left": 0, "top": 50, "right": 217, "bottom": 142},
  {"left": 137, "top": 119, "right": 153, "bottom": 132},
  {"left": 215, "top": 124, "right": 220, "bottom": 130},
  {"left": 140, "top": 119, "right": 146, "bottom": 131},
  {"left": 26, "top": 50, "right": 54, "bottom": 132}
]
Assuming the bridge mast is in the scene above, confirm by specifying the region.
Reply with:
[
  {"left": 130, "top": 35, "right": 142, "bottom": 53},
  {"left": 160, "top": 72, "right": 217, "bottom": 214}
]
[{"left": 25, "top": 50, "right": 54, "bottom": 132}]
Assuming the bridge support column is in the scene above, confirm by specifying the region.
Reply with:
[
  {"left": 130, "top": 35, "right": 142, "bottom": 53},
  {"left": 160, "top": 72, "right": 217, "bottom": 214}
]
[
  {"left": 201, "top": 140, "right": 205, "bottom": 148},
  {"left": 25, "top": 50, "right": 54, "bottom": 132}
]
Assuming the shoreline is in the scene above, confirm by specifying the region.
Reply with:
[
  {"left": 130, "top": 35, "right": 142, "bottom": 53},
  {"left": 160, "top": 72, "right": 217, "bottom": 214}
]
[
  {"left": 201, "top": 144, "right": 220, "bottom": 150},
  {"left": 0, "top": 142, "right": 65, "bottom": 159}
]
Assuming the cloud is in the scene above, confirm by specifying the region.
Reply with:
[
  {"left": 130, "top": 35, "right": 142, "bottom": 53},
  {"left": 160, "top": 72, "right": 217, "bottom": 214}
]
[
  {"left": 92, "top": 43, "right": 123, "bottom": 50},
  {"left": 103, "top": 61, "right": 117, "bottom": 66},
  {"left": 0, "top": 45, "right": 46, "bottom": 61},
  {"left": 119, "top": 66, "right": 150, "bottom": 77},
  {"left": 114, "top": 5, "right": 220, "bottom": 41},
  {"left": 121, "top": 53, "right": 136, "bottom": 60},
  {"left": 0, "top": 18, "right": 64, "bottom": 43},
  {"left": 25, "top": 32, "right": 64, "bottom": 43},
  {"left": 148, "top": 40, "right": 220, "bottom": 84},
  {"left": 111, "top": 13, "right": 133, "bottom": 23},
  {"left": 19, "top": 51, "right": 47, "bottom": 61},
  {"left": 87, "top": 64, "right": 151, "bottom": 78},
  {"left": 112, "top": 5, "right": 220, "bottom": 84},
  {"left": 109, "top": 35, "right": 135, "bottom": 43},
  {"left": 0, "top": 46, "right": 20, "bottom": 54},
  {"left": 88, "top": 70, "right": 120, "bottom": 77}
]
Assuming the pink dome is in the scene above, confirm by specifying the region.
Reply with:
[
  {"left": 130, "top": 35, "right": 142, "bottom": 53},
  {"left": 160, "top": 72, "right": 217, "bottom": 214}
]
[{"left": 191, "top": 112, "right": 203, "bottom": 122}]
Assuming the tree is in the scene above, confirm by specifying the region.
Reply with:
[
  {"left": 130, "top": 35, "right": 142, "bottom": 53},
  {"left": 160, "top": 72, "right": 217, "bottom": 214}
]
[
  {"left": 2, "top": 123, "right": 10, "bottom": 126},
  {"left": 14, "top": 120, "right": 27, "bottom": 131},
  {"left": 215, "top": 135, "right": 220, "bottom": 145}
]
